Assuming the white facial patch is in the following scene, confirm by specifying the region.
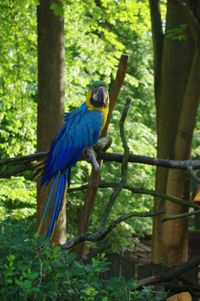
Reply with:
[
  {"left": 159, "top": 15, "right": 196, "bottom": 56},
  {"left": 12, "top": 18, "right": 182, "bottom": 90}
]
[{"left": 92, "top": 92, "right": 98, "bottom": 101}]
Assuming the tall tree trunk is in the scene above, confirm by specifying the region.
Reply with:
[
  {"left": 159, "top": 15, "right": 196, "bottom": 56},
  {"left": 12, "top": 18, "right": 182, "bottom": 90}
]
[
  {"left": 162, "top": 48, "right": 200, "bottom": 264},
  {"left": 150, "top": 0, "right": 200, "bottom": 264},
  {"left": 37, "top": 0, "right": 66, "bottom": 244}
]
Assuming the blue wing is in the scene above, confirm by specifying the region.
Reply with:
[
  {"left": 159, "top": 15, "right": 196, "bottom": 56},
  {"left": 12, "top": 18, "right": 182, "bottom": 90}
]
[{"left": 41, "top": 103, "right": 103, "bottom": 186}]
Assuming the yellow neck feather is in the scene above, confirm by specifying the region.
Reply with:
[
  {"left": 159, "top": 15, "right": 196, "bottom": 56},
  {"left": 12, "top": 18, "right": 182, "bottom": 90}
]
[{"left": 85, "top": 90, "right": 109, "bottom": 130}]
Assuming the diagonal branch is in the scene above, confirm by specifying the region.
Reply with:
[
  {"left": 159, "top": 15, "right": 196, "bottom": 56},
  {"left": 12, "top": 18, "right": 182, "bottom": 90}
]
[
  {"left": 137, "top": 253, "right": 200, "bottom": 288},
  {"left": 60, "top": 209, "right": 165, "bottom": 250},
  {"left": 102, "top": 54, "right": 129, "bottom": 136},
  {"left": 76, "top": 54, "right": 129, "bottom": 257}
]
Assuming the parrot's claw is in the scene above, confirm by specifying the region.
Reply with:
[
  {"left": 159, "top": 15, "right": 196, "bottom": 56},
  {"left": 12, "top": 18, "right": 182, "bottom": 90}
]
[{"left": 87, "top": 147, "right": 100, "bottom": 172}]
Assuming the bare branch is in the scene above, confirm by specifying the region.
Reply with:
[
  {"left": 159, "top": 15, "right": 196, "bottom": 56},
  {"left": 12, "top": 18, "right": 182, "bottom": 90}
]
[
  {"left": 98, "top": 98, "right": 131, "bottom": 230},
  {"left": 98, "top": 153, "right": 200, "bottom": 170},
  {"left": 60, "top": 209, "right": 165, "bottom": 251},
  {"left": 102, "top": 54, "right": 129, "bottom": 136},
  {"left": 137, "top": 254, "right": 200, "bottom": 288},
  {"left": 93, "top": 136, "right": 112, "bottom": 153},
  {"left": 3, "top": 151, "right": 200, "bottom": 179},
  {"left": 68, "top": 182, "right": 199, "bottom": 210},
  {"left": 0, "top": 152, "right": 47, "bottom": 167},
  {"left": 162, "top": 209, "right": 200, "bottom": 222}
]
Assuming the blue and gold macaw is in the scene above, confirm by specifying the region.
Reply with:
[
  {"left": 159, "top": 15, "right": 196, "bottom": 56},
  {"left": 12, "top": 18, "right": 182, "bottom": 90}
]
[{"left": 38, "top": 81, "right": 109, "bottom": 237}]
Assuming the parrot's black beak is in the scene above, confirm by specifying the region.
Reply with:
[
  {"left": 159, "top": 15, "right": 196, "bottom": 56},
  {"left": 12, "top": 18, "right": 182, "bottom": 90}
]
[{"left": 91, "top": 86, "right": 109, "bottom": 107}]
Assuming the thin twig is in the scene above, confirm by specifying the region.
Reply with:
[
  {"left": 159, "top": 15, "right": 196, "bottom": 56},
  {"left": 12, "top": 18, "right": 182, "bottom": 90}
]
[
  {"left": 98, "top": 98, "right": 131, "bottom": 230},
  {"left": 162, "top": 209, "right": 200, "bottom": 222}
]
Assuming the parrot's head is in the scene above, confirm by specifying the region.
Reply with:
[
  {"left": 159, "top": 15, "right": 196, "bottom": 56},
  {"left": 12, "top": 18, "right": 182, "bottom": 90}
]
[{"left": 87, "top": 81, "right": 109, "bottom": 108}]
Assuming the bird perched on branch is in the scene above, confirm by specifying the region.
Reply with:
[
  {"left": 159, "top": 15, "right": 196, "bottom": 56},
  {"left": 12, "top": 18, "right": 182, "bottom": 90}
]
[{"left": 37, "top": 81, "right": 109, "bottom": 238}]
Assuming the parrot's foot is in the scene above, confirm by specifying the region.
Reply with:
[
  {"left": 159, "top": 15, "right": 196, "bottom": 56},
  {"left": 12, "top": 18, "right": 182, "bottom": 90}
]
[{"left": 87, "top": 147, "right": 100, "bottom": 172}]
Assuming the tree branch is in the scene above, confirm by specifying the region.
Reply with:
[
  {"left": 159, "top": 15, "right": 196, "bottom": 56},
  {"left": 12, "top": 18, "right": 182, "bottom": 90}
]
[
  {"left": 162, "top": 209, "right": 200, "bottom": 222},
  {"left": 68, "top": 182, "right": 199, "bottom": 210},
  {"left": 76, "top": 54, "right": 129, "bottom": 257},
  {"left": 3, "top": 152, "right": 200, "bottom": 179},
  {"left": 102, "top": 54, "right": 129, "bottom": 136},
  {"left": 137, "top": 254, "right": 200, "bottom": 288},
  {"left": 98, "top": 98, "right": 131, "bottom": 230},
  {"left": 60, "top": 209, "right": 165, "bottom": 250}
]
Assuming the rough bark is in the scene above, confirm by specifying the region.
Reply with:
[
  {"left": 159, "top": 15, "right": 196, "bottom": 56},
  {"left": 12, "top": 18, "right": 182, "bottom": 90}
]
[
  {"left": 37, "top": 0, "right": 66, "bottom": 243},
  {"left": 151, "top": 0, "right": 196, "bottom": 263}
]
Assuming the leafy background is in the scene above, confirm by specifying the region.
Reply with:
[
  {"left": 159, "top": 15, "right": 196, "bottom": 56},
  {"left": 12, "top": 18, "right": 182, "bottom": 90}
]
[{"left": 1, "top": 0, "right": 198, "bottom": 252}]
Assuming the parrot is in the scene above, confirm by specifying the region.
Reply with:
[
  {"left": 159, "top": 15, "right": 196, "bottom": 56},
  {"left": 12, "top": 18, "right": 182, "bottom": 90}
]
[{"left": 37, "top": 81, "right": 109, "bottom": 238}]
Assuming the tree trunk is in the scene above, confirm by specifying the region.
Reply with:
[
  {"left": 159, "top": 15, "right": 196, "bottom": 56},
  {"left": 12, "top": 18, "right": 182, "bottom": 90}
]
[
  {"left": 151, "top": 0, "right": 199, "bottom": 264},
  {"left": 37, "top": 0, "right": 66, "bottom": 244},
  {"left": 162, "top": 48, "right": 200, "bottom": 264}
]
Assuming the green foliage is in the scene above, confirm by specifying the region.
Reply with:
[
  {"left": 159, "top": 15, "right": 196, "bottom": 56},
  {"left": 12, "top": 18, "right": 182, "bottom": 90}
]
[
  {"left": 132, "top": 285, "right": 168, "bottom": 301},
  {"left": 0, "top": 220, "right": 168, "bottom": 301},
  {"left": 0, "top": 177, "right": 36, "bottom": 221},
  {"left": 0, "top": 0, "right": 37, "bottom": 158},
  {"left": 0, "top": 0, "right": 155, "bottom": 250},
  {"left": 64, "top": 0, "right": 151, "bottom": 106},
  {"left": 166, "top": 24, "right": 188, "bottom": 41}
]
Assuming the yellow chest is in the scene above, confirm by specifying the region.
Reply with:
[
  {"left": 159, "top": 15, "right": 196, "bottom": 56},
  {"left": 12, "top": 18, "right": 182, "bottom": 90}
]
[{"left": 85, "top": 93, "right": 109, "bottom": 130}]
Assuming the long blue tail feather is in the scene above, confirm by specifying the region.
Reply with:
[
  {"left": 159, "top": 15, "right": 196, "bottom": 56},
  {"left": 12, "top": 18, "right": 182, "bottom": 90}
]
[
  {"left": 46, "top": 171, "right": 67, "bottom": 237},
  {"left": 38, "top": 173, "right": 60, "bottom": 234},
  {"left": 38, "top": 169, "right": 70, "bottom": 238}
]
